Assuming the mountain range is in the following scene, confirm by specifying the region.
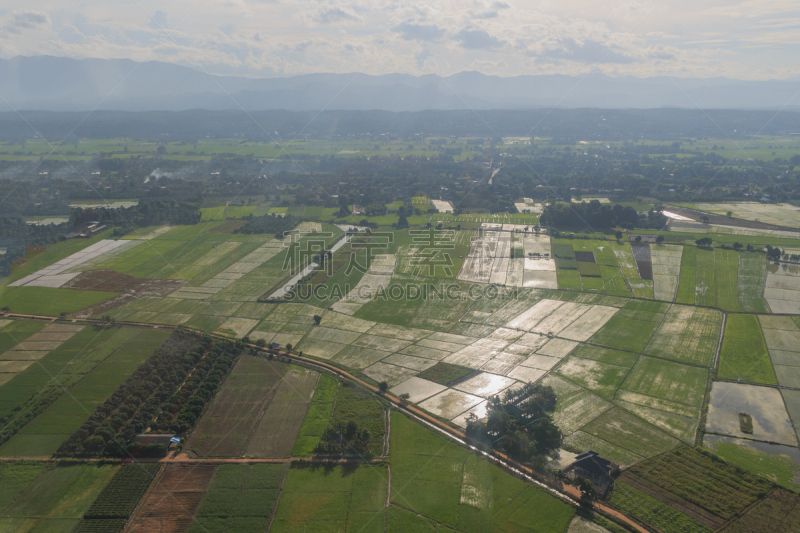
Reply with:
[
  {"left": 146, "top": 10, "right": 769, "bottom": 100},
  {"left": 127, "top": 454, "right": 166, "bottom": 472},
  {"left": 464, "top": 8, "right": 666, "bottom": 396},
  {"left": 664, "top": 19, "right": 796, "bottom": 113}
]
[{"left": 1, "top": 56, "right": 798, "bottom": 112}]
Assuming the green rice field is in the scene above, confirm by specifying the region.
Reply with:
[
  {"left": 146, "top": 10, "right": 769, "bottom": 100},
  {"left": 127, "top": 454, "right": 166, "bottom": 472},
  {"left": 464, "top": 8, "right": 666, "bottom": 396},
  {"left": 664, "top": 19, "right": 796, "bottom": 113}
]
[{"left": 718, "top": 314, "right": 776, "bottom": 384}]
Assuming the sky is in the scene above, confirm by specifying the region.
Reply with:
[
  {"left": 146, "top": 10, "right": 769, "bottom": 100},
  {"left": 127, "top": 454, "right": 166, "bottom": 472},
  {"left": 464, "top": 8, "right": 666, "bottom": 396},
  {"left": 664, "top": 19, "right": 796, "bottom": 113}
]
[{"left": 0, "top": 0, "right": 798, "bottom": 80}]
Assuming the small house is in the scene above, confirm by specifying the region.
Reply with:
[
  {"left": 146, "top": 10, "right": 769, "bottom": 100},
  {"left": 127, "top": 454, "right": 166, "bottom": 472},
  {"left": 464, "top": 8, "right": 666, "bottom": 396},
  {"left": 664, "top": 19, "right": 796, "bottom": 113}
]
[{"left": 564, "top": 450, "right": 619, "bottom": 498}]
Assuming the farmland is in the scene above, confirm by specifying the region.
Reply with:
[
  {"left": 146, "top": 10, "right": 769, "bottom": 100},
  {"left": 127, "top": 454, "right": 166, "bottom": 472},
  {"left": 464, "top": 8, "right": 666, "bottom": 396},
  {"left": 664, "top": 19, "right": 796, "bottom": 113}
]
[
  {"left": 718, "top": 315, "right": 776, "bottom": 384},
  {"left": 4, "top": 207, "right": 800, "bottom": 533}
]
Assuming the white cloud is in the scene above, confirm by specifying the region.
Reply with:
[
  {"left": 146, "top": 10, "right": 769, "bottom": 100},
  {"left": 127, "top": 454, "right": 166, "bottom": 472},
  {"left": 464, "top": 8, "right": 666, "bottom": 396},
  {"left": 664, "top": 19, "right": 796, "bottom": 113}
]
[{"left": 0, "top": 0, "right": 796, "bottom": 80}]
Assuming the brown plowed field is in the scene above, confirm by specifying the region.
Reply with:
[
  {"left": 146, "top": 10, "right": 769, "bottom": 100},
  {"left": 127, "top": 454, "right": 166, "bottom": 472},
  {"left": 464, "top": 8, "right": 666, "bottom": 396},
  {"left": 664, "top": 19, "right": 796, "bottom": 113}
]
[
  {"left": 188, "top": 356, "right": 289, "bottom": 457},
  {"left": 125, "top": 464, "right": 217, "bottom": 533},
  {"left": 65, "top": 269, "right": 184, "bottom": 318}
]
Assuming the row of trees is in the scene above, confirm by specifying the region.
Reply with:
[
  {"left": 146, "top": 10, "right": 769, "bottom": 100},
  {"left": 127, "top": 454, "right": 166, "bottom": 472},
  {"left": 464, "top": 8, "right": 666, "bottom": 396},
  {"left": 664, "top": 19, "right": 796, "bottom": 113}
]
[
  {"left": 70, "top": 199, "right": 201, "bottom": 230},
  {"left": 540, "top": 201, "right": 666, "bottom": 230},
  {"left": 234, "top": 213, "right": 301, "bottom": 237},
  {"left": 56, "top": 333, "right": 243, "bottom": 458}
]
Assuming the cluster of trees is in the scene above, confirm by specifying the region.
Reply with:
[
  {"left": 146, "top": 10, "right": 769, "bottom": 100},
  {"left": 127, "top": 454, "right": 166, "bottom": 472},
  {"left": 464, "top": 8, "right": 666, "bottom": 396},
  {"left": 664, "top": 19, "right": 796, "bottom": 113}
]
[
  {"left": 466, "top": 383, "right": 561, "bottom": 466},
  {"left": 541, "top": 201, "right": 666, "bottom": 230},
  {"left": 151, "top": 339, "right": 241, "bottom": 433},
  {"left": 314, "top": 420, "right": 372, "bottom": 457},
  {"left": 70, "top": 199, "right": 201, "bottom": 231},
  {"left": 0, "top": 216, "right": 68, "bottom": 276},
  {"left": 234, "top": 213, "right": 301, "bottom": 237},
  {"left": 56, "top": 333, "right": 241, "bottom": 458}
]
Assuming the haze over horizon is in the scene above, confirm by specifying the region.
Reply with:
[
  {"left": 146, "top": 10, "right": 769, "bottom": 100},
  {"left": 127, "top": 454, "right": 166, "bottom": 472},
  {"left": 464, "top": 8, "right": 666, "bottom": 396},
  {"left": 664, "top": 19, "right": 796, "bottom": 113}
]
[{"left": 0, "top": 0, "right": 798, "bottom": 82}]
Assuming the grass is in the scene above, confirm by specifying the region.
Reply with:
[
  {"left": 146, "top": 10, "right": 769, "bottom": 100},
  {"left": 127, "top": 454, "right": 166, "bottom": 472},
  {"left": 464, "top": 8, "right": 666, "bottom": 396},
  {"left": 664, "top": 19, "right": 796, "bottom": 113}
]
[
  {"left": 390, "top": 412, "right": 575, "bottom": 532},
  {"left": 0, "top": 320, "right": 49, "bottom": 356},
  {"left": 610, "top": 482, "right": 712, "bottom": 533},
  {"left": 556, "top": 268, "right": 582, "bottom": 289},
  {"left": 695, "top": 248, "right": 716, "bottom": 306},
  {"left": 622, "top": 356, "right": 708, "bottom": 408},
  {"left": 715, "top": 249, "right": 742, "bottom": 312},
  {"left": 644, "top": 306, "right": 722, "bottom": 367},
  {"left": 291, "top": 374, "right": 336, "bottom": 456},
  {"left": 271, "top": 463, "right": 385, "bottom": 532},
  {"left": 0, "top": 287, "right": 118, "bottom": 316},
  {"left": 676, "top": 246, "right": 697, "bottom": 304},
  {"left": 589, "top": 301, "right": 667, "bottom": 352},
  {"left": 0, "top": 463, "right": 119, "bottom": 528},
  {"left": 718, "top": 314, "right": 776, "bottom": 384},
  {"left": 192, "top": 464, "right": 285, "bottom": 532},
  {"left": 0, "top": 462, "right": 46, "bottom": 513},
  {"left": 738, "top": 252, "right": 768, "bottom": 313},
  {"left": 416, "top": 362, "right": 476, "bottom": 386},
  {"left": 329, "top": 383, "right": 386, "bottom": 456},
  {"left": 582, "top": 407, "right": 678, "bottom": 458}
]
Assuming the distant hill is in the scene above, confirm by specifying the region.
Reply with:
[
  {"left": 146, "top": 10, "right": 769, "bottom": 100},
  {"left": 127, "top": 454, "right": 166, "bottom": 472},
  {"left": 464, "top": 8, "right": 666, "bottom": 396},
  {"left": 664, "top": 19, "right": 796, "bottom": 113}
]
[{"left": 1, "top": 56, "right": 799, "bottom": 112}]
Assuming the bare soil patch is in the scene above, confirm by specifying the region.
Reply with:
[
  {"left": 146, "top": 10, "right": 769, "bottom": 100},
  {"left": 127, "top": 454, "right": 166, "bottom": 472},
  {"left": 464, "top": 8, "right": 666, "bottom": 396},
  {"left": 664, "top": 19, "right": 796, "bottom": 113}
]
[
  {"left": 64, "top": 269, "right": 184, "bottom": 318},
  {"left": 125, "top": 464, "right": 216, "bottom": 533}
]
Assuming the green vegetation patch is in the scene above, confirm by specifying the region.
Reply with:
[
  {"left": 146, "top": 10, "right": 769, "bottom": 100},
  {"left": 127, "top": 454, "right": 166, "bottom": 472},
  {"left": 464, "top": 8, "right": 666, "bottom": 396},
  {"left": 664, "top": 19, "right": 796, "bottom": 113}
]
[
  {"left": 676, "top": 245, "right": 697, "bottom": 304},
  {"left": 738, "top": 252, "right": 768, "bottom": 313},
  {"left": 0, "top": 287, "right": 118, "bottom": 316},
  {"left": 715, "top": 249, "right": 742, "bottom": 311},
  {"left": 0, "top": 320, "right": 49, "bottom": 356},
  {"left": 627, "top": 446, "right": 773, "bottom": 521},
  {"left": 81, "top": 463, "right": 161, "bottom": 523},
  {"left": 0, "top": 463, "right": 119, "bottom": 530},
  {"left": 291, "top": 374, "right": 336, "bottom": 456},
  {"left": 610, "top": 481, "right": 712, "bottom": 533},
  {"left": 576, "top": 261, "right": 601, "bottom": 277},
  {"left": 556, "top": 357, "right": 630, "bottom": 399},
  {"left": 416, "top": 362, "right": 477, "bottom": 386},
  {"left": 0, "top": 462, "right": 46, "bottom": 514},
  {"left": 589, "top": 300, "right": 668, "bottom": 352},
  {"left": 0, "top": 329, "right": 169, "bottom": 457},
  {"left": 582, "top": 407, "right": 679, "bottom": 458},
  {"left": 329, "top": 383, "right": 386, "bottom": 456},
  {"left": 718, "top": 314, "right": 776, "bottom": 384},
  {"left": 721, "top": 488, "right": 800, "bottom": 533},
  {"left": 695, "top": 248, "right": 716, "bottom": 307},
  {"left": 621, "top": 356, "right": 708, "bottom": 408},
  {"left": 193, "top": 464, "right": 285, "bottom": 529}
]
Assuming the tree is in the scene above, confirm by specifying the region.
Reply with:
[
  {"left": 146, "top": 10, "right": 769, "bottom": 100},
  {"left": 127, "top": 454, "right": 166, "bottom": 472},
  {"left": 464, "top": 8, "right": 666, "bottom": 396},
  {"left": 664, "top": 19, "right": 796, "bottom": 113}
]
[
  {"left": 378, "top": 381, "right": 388, "bottom": 393},
  {"left": 156, "top": 145, "right": 167, "bottom": 155},
  {"left": 767, "top": 246, "right": 782, "bottom": 260},
  {"left": 655, "top": 235, "right": 664, "bottom": 244},
  {"left": 399, "top": 392, "right": 410, "bottom": 403},
  {"left": 634, "top": 236, "right": 642, "bottom": 242},
  {"left": 726, "top": 211, "right": 733, "bottom": 217},
  {"left": 700, "top": 215, "right": 710, "bottom": 224},
  {"left": 695, "top": 237, "right": 713, "bottom": 247},
  {"left": 0, "top": 306, "right": 9, "bottom": 313},
  {"left": 285, "top": 343, "right": 293, "bottom": 351},
  {"left": 733, "top": 242, "right": 743, "bottom": 251},
  {"left": 615, "top": 230, "right": 623, "bottom": 241},
  {"left": 313, "top": 315, "right": 322, "bottom": 325},
  {"left": 255, "top": 338, "right": 266, "bottom": 348}
]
